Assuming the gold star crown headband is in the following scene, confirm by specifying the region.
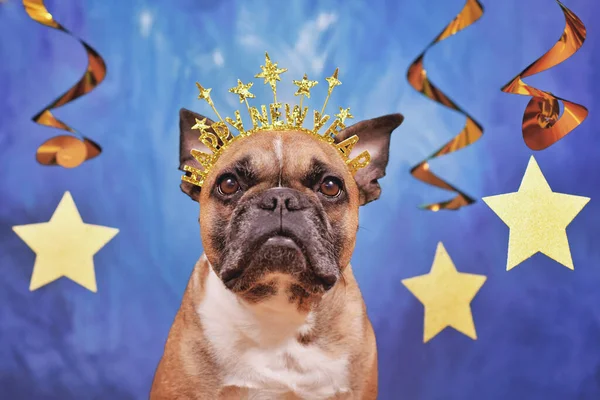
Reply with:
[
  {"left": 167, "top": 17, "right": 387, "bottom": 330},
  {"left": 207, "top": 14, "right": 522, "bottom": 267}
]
[{"left": 182, "top": 52, "right": 371, "bottom": 188}]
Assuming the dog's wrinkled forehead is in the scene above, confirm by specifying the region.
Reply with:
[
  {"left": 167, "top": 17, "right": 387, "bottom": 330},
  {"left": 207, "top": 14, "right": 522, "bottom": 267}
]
[{"left": 208, "top": 130, "right": 349, "bottom": 188}]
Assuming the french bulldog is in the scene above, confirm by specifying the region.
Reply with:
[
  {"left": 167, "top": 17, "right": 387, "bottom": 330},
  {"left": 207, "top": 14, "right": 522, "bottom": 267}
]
[{"left": 150, "top": 108, "right": 404, "bottom": 399}]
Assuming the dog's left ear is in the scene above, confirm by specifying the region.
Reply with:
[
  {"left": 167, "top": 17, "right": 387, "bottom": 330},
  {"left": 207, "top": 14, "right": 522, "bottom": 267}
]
[
  {"left": 335, "top": 114, "right": 404, "bottom": 205},
  {"left": 179, "top": 108, "right": 217, "bottom": 202}
]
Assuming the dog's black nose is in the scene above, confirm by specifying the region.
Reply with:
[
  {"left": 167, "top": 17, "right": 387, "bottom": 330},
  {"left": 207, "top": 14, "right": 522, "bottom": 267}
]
[{"left": 258, "top": 187, "right": 308, "bottom": 212}]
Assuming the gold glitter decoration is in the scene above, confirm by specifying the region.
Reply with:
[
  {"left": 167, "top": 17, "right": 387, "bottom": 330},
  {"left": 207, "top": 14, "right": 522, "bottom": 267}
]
[
  {"left": 254, "top": 52, "right": 288, "bottom": 103},
  {"left": 192, "top": 118, "right": 211, "bottom": 133},
  {"left": 293, "top": 74, "right": 318, "bottom": 98},
  {"left": 407, "top": 0, "right": 484, "bottom": 211},
  {"left": 483, "top": 156, "right": 590, "bottom": 270},
  {"left": 12, "top": 192, "right": 119, "bottom": 292},
  {"left": 325, "top": 69, "right": 341, "bottom": 90},
  {"left": 335, "top": 107, "right": 354, "bottom": 124},
  {"left": 196, "top": 83, "right": 213, "bottom": 101},
  {"left": 23, "top": 0, "right": 106, "bottom": 168},
  {"left": 182, "top": 55, "right": 370, "bottom": 188},
  {"left": 501, "top": 0, "right": 587, "bottom": 150},
  {"left": 229, "top": 79, "right": 256, "bottom": 104},
  {"left": 196, "top": 83, "right": 224, "bottom": 122},
  {"left": 321, "top": 68, "right": 342, "bottom": 115},
  {"left": 402, "top": 242, "right": 487, "bottom": 343},
  {"left": 293, "top": 74, "right": 318, "bottom": 110}
]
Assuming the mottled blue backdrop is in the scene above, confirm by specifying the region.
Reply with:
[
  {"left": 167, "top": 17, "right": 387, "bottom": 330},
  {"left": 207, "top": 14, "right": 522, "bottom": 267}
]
[{"left": 1, "top": 0, "right": 600, "bottom": 398}]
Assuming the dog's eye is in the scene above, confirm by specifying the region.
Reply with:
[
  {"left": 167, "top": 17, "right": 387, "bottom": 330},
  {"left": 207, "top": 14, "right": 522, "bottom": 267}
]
[
  {"left": 319, "top": 177, "right": 342, "bottom": 197},
  {"left": 218, "top": 176, "right": 240, "bottom": 195}
]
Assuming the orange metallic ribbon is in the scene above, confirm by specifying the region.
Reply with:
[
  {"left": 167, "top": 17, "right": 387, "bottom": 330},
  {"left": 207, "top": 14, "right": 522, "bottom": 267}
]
[
  {"left": 23, "top": 0, "right": 106, "bottom": 168},
  {"left": 407, "top": 0, "right": 484, "bottom": 211},
  {"left": 501, "top": 0, "right": 587, "bottom": 151}
]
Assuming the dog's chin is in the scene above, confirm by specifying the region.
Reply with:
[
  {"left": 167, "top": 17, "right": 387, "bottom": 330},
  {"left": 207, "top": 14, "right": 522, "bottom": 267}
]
[{"left": 221, "top": 235, "right": 333, "bottom": 294}]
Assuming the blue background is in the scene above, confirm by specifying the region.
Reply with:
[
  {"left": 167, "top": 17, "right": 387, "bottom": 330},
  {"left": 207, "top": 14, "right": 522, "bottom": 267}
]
[{"left": 1, "top": 0, "right": 600, "bottom": 398}]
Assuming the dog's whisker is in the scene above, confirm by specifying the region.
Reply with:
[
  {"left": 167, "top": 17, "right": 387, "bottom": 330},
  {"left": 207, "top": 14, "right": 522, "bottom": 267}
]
[{"left": 358, "top": 225, "right": 374, "bottom": 233}]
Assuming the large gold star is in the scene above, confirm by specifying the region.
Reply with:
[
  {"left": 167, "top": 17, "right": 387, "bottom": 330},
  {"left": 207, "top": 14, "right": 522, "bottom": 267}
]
[
  {"left": 402, "top": 242, "right": 487, "bottom": 343},
  {"left": 228, "top": 79, "right": 255, "bottom": 103},
  {"left": 12, "top": 191, "right": 119, "bottom": 292},
  {"left": 255, "top": 52, "right": 287, "bottom": 89},
  {"left": 483, "top": 156, "right": 590, "bottom": 271}
]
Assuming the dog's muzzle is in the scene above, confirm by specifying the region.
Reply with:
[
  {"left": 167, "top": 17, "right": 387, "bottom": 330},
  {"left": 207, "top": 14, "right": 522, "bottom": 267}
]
[{"left": 220, "top": 187, "right": 339, "bottom": 291}]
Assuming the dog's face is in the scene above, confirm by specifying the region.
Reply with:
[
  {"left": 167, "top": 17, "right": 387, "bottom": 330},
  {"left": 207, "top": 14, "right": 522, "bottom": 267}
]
[{"left": 179, "top": 109, "right": 403, "bottom": 307}]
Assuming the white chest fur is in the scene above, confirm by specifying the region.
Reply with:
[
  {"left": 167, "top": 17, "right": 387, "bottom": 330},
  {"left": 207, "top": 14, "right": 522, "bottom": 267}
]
[{"left": 197, "top": 267, "right": 351, "bottom": 399}]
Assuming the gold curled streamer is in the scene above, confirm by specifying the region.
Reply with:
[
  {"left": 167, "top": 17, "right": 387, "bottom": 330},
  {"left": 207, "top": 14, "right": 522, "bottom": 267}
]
[
  {"left": 23, "top": 0, "right": 106, "bottom": 168},
  {"left": 407, "top": 0, "right": 484, "bottom": 211},
  {"left": 501, "top": 0, "right": 587, "bottom": 151}
]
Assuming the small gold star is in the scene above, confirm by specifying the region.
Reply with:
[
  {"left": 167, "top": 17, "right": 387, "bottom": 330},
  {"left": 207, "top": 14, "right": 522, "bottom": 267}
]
[
  {"left": 335, "top": 107, "right": 354, "bottom": 124},
  {"left": 402, "top": 242, "right": 487, "bottom": 343},
  {"left": 293, "top": 74, "right": 318, "bottom": 98},
  {"left": 195, "top": 82, "right": 224, "bottom": 121},
  {"left": 191, "top": 117, "right": 211, "bottom": 133},
  {"left": 195, "top": 82, "right": 212, "bottom": 102},
  {"left": 320, "top": 68, "right": 342, "bottom": 116},
  {"left": 12, "top": 191, "right": 119, "bottom": 292},
  {"left": 325, "top": 68, "right": 342, "bottom": 92},
  {"left": 483, "top": 156, "right": 590, "bottom": 270},
  {"left": 228, "top": 79, "right": 256, "bottom": 103},
  {"left": 255, "top": 52, "right": 288, "bottom": 89}
]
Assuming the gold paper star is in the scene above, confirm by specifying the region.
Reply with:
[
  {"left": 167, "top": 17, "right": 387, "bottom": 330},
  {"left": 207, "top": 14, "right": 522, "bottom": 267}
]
[
  {"left": 335, "top": 107, "right": 354, "bottom": 124},
  {"left": 325, "top": 68, "right": 342, "bottom": 92},
  {"left": 255, "top": 52, "right": 287, "bottom": 90},
  {"left": 483, "top": 156, "right": 589, "bottom": 270},
  {"left": 191, "top": 117, "right": 211, "bottom": 133},
  {"left": 195, "top": 82, "right": 212, "bottom": 101},
  {"left": 293, "top": 74, "right": 318, "bottom": 98},
  {"left": 402, "top": 242, "right": 487, "bottom": 343},
  {"left": 12, "top": 191, "right": 119, "bottom": 292},
  {"left": 228, "top": 79, "right": 255, "bottom": 103}
]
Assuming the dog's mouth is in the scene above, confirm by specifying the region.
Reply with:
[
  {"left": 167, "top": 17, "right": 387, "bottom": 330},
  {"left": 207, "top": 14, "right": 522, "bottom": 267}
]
[
  {"left": 220, "top": 232, "right": 336, "bottom": 292},
  {"left": 220, "top": 232, "right": 304, "bottom": 286},
  {"left": 263, "top": 235, "right": 300, "bottom": 249}
]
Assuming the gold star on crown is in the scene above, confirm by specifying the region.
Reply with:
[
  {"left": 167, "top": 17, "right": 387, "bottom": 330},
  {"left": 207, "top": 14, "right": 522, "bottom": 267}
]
[{"left": 182, "top": 52, "right": 371, "bottom": 188}]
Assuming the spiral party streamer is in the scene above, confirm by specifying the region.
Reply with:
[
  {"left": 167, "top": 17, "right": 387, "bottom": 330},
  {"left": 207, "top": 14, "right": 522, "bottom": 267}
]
[
  {"left": 23, "top": 0, "right": 106, "bottom": 168},
  {"left": 501, "top": 0, "right": 587, "bottom": 151},
  {"left": 407, "top": 0, "right": 484, "bottom": 211}
]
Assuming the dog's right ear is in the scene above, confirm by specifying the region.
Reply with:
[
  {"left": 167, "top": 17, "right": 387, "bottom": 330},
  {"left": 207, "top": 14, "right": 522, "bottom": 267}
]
[{"left": 179, "top": 108, "right": 215, "bottom": 202}]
